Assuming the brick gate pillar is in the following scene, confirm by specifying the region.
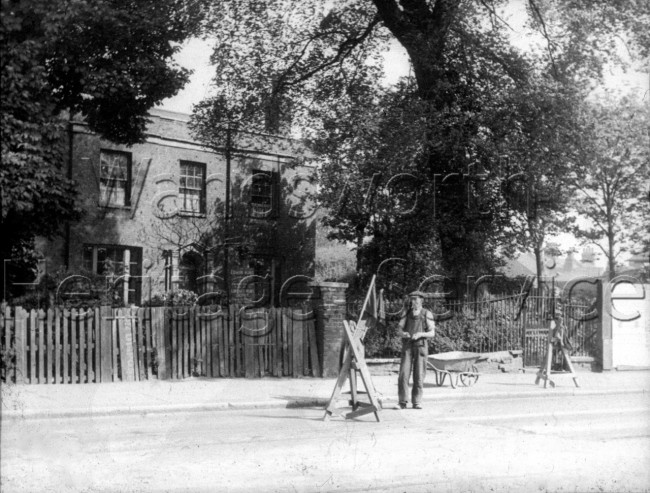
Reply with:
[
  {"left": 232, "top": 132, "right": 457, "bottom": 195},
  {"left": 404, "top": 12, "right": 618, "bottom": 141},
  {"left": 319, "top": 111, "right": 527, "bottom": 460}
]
[
  {"left": 309, "top": 281, "right": 348, "bottom": 377},
  {"left": 598, "top": 281, "right": 613, "bottom": 371}
]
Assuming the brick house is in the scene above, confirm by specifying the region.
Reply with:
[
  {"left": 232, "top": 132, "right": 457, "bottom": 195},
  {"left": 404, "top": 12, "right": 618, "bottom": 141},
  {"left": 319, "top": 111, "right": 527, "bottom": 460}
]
[{"left": 39, "top": 109, "right": 319, "bottom": 306}]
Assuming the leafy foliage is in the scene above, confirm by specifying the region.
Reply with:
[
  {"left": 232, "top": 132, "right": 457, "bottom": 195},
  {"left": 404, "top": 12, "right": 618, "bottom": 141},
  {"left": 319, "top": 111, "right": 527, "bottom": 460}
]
[{"left": 571, "top": 97, "right": 650, "bottom": 278}]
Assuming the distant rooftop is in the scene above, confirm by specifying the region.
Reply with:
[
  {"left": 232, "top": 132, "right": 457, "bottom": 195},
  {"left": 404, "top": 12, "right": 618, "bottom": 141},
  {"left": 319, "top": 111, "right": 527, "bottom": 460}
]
[{"left": 149, "top": 108, "right": 191, "bottom": 122}]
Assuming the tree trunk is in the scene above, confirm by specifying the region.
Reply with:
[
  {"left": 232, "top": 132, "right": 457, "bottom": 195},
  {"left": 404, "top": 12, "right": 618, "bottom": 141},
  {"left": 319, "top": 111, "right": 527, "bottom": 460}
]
[
  {"left": 607, "top": 231, "right": 616, "bottom": 280},
  {"left": 371, "top": 0, "right": 461, "bottom": 103},
  {"left": 534, "top": 244, "right": 544, "bottom": 281}
]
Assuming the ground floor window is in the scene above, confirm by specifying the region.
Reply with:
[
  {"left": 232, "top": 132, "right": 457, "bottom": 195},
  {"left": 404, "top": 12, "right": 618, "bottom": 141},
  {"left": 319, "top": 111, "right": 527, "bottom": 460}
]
[
  {"left": 82, "top": 244, "right": 143, "bottom": 305},
  {"left": 179, "top": 251, "right": 204, "bottom": 293}
]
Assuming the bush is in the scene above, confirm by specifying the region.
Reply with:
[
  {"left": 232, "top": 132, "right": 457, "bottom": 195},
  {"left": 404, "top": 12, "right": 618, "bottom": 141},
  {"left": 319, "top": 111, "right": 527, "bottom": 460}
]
[
  {"left": 9, "top": 268, "right": 125, "bottom": 310},
  {"left": 146, "top": 289, "right": 199, "bottom": 306}
]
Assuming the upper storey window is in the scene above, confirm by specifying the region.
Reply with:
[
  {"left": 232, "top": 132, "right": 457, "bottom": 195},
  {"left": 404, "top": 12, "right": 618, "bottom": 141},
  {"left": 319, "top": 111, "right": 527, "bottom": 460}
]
[
  {"left": 179, "top": 161, "right": 206, "bottom": 214},
  {"left": 99, "top": 150, "right": 131, "bottom": 207}
]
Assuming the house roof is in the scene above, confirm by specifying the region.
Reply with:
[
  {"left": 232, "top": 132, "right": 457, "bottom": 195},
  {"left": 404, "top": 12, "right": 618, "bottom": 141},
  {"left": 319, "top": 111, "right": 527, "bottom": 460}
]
[{"left": 500, "top": 251, "right": 605, "bottom": 282}]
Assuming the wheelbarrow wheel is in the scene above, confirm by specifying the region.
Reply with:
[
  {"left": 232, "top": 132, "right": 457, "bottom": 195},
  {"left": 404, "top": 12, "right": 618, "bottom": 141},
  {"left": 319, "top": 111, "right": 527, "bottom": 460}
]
[{"left": 460, "top": 365, "right": 479, "bottom": 387}]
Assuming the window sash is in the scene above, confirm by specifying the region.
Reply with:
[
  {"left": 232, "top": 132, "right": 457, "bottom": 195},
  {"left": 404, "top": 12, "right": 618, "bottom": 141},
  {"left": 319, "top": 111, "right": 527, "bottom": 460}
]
[
  {"left": 99, "top": 151, "right": 130, "bottom": 207},
  {"left": 180, "top": 162, "right": 205, "bottom": 213},
  {"left": 250, "top": 170, "right": 274, "bottom": 216}
]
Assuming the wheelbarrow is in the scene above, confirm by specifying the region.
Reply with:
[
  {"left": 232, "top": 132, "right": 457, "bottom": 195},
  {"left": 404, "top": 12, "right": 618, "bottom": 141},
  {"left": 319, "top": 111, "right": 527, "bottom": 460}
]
[{"left": 427, "top": 351, "right": 483, "bottom": 389}]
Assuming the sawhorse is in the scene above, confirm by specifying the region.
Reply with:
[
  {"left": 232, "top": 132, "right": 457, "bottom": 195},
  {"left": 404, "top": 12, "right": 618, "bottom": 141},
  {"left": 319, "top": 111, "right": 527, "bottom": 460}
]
[
  {"left": 535, "top": 326, "right": 580, "bottom": 389},
  {"left": 323, "top": 320, "right": 381, "bottom": 421}
]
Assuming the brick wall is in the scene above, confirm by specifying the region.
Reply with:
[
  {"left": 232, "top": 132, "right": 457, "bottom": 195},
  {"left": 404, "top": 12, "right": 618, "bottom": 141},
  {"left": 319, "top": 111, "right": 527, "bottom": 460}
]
[
  {"left": 39, "top": 110, "right": 317, "bottom": 304},
  {"left": 310, "top": 282, "right": 348, "bottom": 377}
]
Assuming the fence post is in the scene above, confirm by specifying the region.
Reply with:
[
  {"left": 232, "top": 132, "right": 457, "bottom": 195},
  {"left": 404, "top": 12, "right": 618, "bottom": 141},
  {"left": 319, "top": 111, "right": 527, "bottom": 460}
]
[
  {"left": 153, "top": 307, "right": 169, "bottom": 380},
  {"left": 309, "top": 282, "right": 348, "bottom": 378},
  {"left": 598, "top": 281, "right": 612, "bottom": 371},
  {"left": 99, "top": 306, "right": 113, "bottom": 382},
  {"left": 14, "top": 307, "right": 26, "bottom": 384}
]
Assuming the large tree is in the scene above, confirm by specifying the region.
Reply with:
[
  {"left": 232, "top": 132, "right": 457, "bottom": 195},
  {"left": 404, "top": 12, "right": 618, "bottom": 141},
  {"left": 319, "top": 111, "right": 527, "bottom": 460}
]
[
  {"left": 501, "top": 77, "right": 586, "bottom": 279},
  {"left": 1, "top": 0, "right": 203, "bottom": 296},
  {"left": 192, "top": 0, "right": 648, "bottom": 281},
  {"left": 571, "top": 97, "right": 650, "bottom": 280}
]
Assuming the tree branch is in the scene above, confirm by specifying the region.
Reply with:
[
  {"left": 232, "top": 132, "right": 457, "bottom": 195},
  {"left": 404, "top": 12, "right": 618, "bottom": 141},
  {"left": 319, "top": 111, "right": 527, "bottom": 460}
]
[
  {"left": 527, "top": 0, "right": 559, "bottom": 79},
  {"left": 277, "top": 15, "right": 382, "bottom": 91},
  {"left": 478, "top": 0, "right": 514, "bottom": 31}
]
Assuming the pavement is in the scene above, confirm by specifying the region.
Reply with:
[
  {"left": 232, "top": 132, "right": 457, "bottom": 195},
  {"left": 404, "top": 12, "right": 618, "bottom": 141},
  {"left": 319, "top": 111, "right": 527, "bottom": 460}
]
[{"left": 1, "top": 368, "right": 649, "bottom": 420}]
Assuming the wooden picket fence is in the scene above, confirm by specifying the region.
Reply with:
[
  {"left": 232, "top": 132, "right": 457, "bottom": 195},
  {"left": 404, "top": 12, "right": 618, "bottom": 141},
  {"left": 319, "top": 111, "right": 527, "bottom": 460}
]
[
  {"left": 1, "top": 305, "right": 320, "bottom": 384},
  {"left": 163, "top": 306, "right": 320, "bottom": 379}
]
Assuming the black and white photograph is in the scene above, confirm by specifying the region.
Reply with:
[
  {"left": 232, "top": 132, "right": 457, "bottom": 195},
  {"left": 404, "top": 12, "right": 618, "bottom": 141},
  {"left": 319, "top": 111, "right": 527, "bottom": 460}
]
[{"left": 1, "top": 0, "right": 649, "bottom": 491}]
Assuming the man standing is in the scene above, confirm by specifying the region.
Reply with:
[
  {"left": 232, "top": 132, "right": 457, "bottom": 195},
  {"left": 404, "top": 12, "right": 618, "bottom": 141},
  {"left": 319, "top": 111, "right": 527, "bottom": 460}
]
[{"left": 398, "top": 291, "right": 436, "bottom": 409}]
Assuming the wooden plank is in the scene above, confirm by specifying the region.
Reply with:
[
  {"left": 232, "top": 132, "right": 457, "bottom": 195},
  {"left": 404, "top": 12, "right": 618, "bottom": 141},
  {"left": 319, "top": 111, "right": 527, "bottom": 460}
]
[
  {"left": 207, "top": 309, "right": 213, "bottom": 377},
  {"left": 118, "top": 311, "right": 135, "bottom": 382},
  {"left": 216, "top": 311, "right": 223, "bottom": 377},
  {"left": 179, "top": 310, "right": 185, "bottom": 379},
  {"left": 292, "top": 312, "right": 302, "bottom": 378},
  {"left": 197, "top": 308, "right": 203, "bottom": 376},
  {"left": 70, "top": 309, "right": 78, "bottom": 384},
  {"left": 54, "top": 308, "right": 61, "bottom": 384},
  {"left": 189, "top": 307, "right": 195, "bottom": 376},
  {"left": 44, "top": 309, "right": 52, "bottom": 383},
  {"left": 162, "top": 307, "right": 171, "bottom": 380},
  {"left": 201, "top": 309, "right": 208, "bottom": 377},
  {"left": 271, "top": 309, "right": 278, "bottom": 376},
  {"left": 192, "top": 307, "right": 199, "bottom": 376},
  {"left": 177, "top": 310, "right": 182, "bottom": 379},
  {"left": 2, "top": 308, "right": 10, "bottom": 383},
  {"left": 280, "top": 310, "right": 286, "bottom": 376},
  {"left": 129, "top": 309, "right": 139, "bottom": 381},
  {"left": 302, "top": 310, "right": 309, "bottom": 376},
  {"left": 197, "top": 308, "right": 205, "bottom": 376},
  {"left": 151, "top": 307, "right": 165, "bottom": 380},
  {"left": 14, "top": 308, "right": 26, "bottom": 384},
  {"left": 62, "top": 309, "right": 69, "bottom": 383},
  {"left": 111, "top": 315, "right": 119, "bottom": 382},
  {"left": 217, "top": 310, "right": 225, "bottom": 377},
  {"left": 145, "top": 307, "right": 153, "bottom": 379},
  {"left": 78, "top": 310, "right": 86, "bottom": 383},
  {"left": 134, "top": 309, "right": 141, "bottom": 380},
  {"left": 196, "top": 308, "right": 202, "bottom": 376},
  {"left": 253, "top": 319, "right": 266, "bottom": 378},
  {"left": 231, "top": 306, "right": 238, "bottom": 376},
  {"left": 323, "top": 342, "right": 352, "bottom": 419},
  {"left": 344, "top": 321, "right": 381, "bottom": 421},
  {"left": 215, "top": 312, "right": 224, "bottom": 377},
  {"left": 184, "top": 311, "right": 190, "bottom": 378},
  {"left": 171, "top": 311, "right": 177, "bottom": 379},
  {"left": 205, "top": 311, "right": 213, "bottom": 378},
  {"left": 99, "top": 306, "right": 112, "bottom": 383},
  {"left": 244, "top": 313, "right": 255, "bottom": 378},
  {"left": 135, "top": 308, "right": 144, "bottom": 380},
  {"left": 37, "top": 310, "right": 45, "bottom": 384},
  {"left": 253, "top": 315, "right": 261, "bottom": 377},
  {"left": 28, "top": 309, "right": 36, "bottom": 383},
  {"left": 281, "top": 311, "right": 289, "bottom": 376},
  {"left": 275, "top": 309, "right": 282, "bottom": 377},
  {"left": 223, "top": 311, "right": 229, "bottom": 377},
  {"left": 308, "top": 319, "right": 321, "bottom": 377},
  {"left": 179, "top": 311, "right": 185, "bottom": 378},
  {"left": 90, "top": 308, "right": 98, "bottom": 383}
]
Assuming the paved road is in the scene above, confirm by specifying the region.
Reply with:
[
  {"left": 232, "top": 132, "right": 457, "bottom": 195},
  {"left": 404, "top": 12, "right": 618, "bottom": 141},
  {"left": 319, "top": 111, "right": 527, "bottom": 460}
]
[{"left": 2, "top": 393, "right": 649, "bottom": 492}]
